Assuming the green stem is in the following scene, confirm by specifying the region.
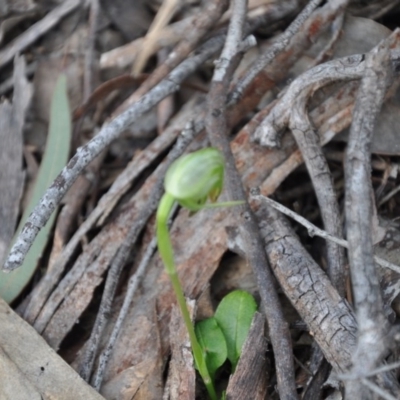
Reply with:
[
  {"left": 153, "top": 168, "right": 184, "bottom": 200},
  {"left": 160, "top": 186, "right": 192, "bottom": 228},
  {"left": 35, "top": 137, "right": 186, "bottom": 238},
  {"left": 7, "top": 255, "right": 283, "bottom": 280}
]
[{"left": 156, "top": 193, "right": 217, "bottom": 400}]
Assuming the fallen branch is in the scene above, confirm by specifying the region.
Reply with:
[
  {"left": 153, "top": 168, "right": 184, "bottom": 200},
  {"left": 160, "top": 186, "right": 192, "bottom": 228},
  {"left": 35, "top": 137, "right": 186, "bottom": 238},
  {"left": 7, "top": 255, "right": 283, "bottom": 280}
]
[{"left": 344, "top": 37, "right": 393, "bottom": 400}]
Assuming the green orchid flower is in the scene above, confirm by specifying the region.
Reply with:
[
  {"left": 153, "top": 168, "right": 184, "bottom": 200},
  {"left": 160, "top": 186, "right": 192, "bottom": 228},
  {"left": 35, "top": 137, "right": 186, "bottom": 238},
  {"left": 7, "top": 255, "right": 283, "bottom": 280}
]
[{"left": 156, "top": 147, "right": 243, "bottom": 400}]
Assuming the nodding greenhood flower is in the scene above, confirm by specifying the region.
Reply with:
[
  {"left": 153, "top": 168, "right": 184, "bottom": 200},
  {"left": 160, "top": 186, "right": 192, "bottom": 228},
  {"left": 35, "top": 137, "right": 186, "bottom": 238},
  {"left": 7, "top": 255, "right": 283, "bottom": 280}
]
[
  {"left": 156, "top": 147, "right": 244, "bottom": 400},
  {"left": 164, "top": 147, "right": 224, "bottom": 211}
]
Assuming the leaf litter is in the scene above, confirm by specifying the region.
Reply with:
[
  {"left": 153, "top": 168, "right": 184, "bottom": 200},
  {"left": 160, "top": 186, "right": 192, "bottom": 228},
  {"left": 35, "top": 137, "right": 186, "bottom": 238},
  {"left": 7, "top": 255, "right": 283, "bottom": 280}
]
[{"left": 1, "top": 1, "right": 400, "bottom": 399}]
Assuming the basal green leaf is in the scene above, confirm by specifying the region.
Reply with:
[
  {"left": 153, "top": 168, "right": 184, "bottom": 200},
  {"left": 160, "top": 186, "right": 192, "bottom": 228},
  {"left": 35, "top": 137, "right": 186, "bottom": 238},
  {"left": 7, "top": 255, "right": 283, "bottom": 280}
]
[
  {"left": 0, "top": 74, "right": 71, "bottom": 303},
  {"left": 214, "top": 290, "right": 257, "bottom": 370},
  {"left": 195, "top": 317, "right": 227, "bottom": 379}
]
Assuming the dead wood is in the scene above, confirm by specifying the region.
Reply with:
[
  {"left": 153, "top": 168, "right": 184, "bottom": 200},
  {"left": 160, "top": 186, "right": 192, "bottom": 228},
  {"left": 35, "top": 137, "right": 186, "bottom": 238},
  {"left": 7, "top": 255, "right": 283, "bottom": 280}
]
[
  {"left": 344, "top": 37, "right": 395, "bottom": 400},
  {"left": 165, "top": 304, "right": 196, "bottom": 400},
  {"left": 250, "top": 193, "right": 358, "bottom": 371},
  {"left": 225, "top": 312, "right": 268, "bottom": 400},
  {"left": 0, "top": 297, "right": 105, "bottom": 399},
  {"left": 205, "top": 0, "right": 296, "bottom": 396}
]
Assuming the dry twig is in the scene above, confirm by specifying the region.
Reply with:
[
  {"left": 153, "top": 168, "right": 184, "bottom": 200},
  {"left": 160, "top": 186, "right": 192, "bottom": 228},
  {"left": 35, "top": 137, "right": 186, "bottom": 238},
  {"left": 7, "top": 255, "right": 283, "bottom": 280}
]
[
  {"left": 132, "top": 0, "right": 180, "bottom": 76},
  {"left": 83, "top": 0, "right": 100, "bottom": 102},
  {"left": 229, "top": 0, "right": 325, "bottom": 104},
  {"left": 344, "top": 38, "right": 396, "bottom": 400},
  {"left": 289, "top": 88, "right": 345, "bottom": 294},
  {"left": 206, "top": 0, "right": 297, "bottom": 397},
  {"left": 253, "top": 194, "right": 400, "bottom": 274},
  {"left": 91, "top": 236, "right": 158, "bottom": 389},
  {"left": 253, "top": 54, "right": 366, "bottom": 147},
  {"left": 227, "top": 0, "right": 350, "bottom": 118},
  {"left": 249, "top": 191, "right": 357, "bottom": 372},
  {"left": 116, "top": 0, "right": 229, "bottom": 114},
  {"left": 0, "top": 0, "right": 82, "bottom": 69}
]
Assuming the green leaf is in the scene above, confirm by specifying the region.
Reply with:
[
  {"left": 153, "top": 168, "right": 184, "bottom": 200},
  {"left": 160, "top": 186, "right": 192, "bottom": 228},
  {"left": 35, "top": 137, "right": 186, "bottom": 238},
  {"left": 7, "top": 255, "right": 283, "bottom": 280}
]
[
  {"left": 214, "top": 290, "right": 257, "bottom": 370},
  {"left": 195, "top": 317, "right": 227, "bottom": 379},
  {"left": 0, "top": 74, "right": 71, "bottom": 303}
]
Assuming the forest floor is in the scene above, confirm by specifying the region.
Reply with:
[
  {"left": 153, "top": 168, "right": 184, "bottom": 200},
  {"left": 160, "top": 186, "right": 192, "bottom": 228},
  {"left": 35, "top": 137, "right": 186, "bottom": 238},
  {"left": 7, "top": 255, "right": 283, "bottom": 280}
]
[{"left": 1, "top": 0, "right": 400, "bottom": 399}]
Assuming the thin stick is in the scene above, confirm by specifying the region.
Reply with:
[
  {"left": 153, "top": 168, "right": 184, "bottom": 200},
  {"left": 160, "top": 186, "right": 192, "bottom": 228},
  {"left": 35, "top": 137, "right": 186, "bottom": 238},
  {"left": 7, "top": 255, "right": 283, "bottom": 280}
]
[
  {"left": 289, "top": 92, "right": 345, "bottom": 294},
  {"left": 116, "top": 0, "right": 229, "bottom": 114},
  {"left": 344, "top": 39, "right": 393, "bottom": 399},
  {"left": 229, "top": 0, "right": 324, "bottom": 104},
  {"left": 378, "top": 184, "right": 400, "bottom": 207},
  {"left": 338, "top": 361, "right": 400, "bottom": 381},
  {"left": 206, "top": 0, "right": 297, "bottom": 397},
  {"left": 312, "top": 11, "right": 345, "bottom": 66},
  {"left": 0, "top": 0, "right": 82, "bottom": 69},
  {"left": 252, "top": 194, "right": 400, "bottom": 274},
  {"left": 132, "top": 0, "right": 180, "bottom": 76},
  {"left": 91, "top": 235, "right": 157, "bottom": 389},
  {"left": 212, "top": 0, "right": 248, "bottom": 82},
  {"left": 83, "top": 0, "right": 100, "bottom": 102},
  {"left": 253, "top": 53, "right": 365, "bottom": 147},
  {"left": 361, "top": 379, "right": 398, "bottom": 400}
]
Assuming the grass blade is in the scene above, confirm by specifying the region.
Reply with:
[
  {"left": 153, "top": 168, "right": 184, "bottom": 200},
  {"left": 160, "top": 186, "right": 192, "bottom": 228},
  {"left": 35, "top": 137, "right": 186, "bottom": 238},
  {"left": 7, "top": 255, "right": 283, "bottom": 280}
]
[{"left": 0, "top": 74, "right": 71, "bottom": 303}]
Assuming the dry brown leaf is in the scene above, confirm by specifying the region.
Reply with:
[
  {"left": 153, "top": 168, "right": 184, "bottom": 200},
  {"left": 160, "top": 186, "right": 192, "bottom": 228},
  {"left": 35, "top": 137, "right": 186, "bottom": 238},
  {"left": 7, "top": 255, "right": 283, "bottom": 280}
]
[
  {"left": 99, "top": 305, "right": 163, "bottom": 400},
  {"left": 0, "top": 297, "right": 104, "bottom": 400},
  {"left": 0, "top": 347, "right": 42, "bottom": 400}
]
